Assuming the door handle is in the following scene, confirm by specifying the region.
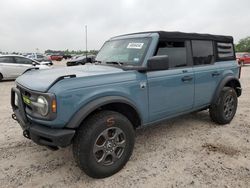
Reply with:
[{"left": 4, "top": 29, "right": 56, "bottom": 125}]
[
  {"left": 212, "top": 72, "right": 220, "bottom": 77},
  {"left": 182, "top": 76, "right": 193, "bottom": 82}
]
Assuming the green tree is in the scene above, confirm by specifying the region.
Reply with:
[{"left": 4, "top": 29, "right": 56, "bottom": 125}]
[{"left": 235, "top": 36, "right": 250, "bottom": 52}]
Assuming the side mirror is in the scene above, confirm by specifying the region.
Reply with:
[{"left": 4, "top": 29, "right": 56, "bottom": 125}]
[
  {"left": 147, "top": 55, "right": 169, "bottom": 71},
  {"left": 32, "top": 62, "right": 36, "bottom": 66}
]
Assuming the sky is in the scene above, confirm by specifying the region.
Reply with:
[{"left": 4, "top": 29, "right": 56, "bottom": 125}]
[{"left": 0, "top": 0, "right": 250, "bottom": 53}]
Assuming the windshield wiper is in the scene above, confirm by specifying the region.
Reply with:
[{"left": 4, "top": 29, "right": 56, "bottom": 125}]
[{"left": 105, "top": 61, "right": 124, "bottom": 66}]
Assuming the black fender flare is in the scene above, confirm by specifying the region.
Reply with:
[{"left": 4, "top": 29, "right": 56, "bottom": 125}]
[
  {"left": 211, "top": 76, "right": 242, "bottom": 105},
  {"left": 65, "top": 96, "right": 142, "bottom": 129}
]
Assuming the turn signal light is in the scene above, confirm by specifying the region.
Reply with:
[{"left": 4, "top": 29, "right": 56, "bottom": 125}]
[{"left": 52, "top": 99, "right": 57, "bottom": 113}]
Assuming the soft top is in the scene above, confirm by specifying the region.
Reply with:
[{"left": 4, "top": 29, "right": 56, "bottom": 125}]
[{"left": 117, "top": 31, "right": 233, "bottom": 43}]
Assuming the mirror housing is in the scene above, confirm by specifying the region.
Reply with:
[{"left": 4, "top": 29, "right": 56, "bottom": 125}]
[{"left": 147, "top": 55, "right": 169, "bottom": 71}]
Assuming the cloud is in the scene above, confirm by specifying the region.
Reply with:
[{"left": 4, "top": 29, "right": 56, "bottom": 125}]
[{"left": 0, "top": 0, "right": 249, "bottom": 52}]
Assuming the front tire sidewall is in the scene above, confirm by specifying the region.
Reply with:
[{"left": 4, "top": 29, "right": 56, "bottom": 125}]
[{"left": 73, "top": 111, "right": 135, "bottom": 178}]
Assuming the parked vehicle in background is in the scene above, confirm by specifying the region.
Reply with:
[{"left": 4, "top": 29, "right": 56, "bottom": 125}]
[
  {"left": 236, "top": 52, "right": 250, "bottom": 66},
  {"left": 11, "top": 31, "right": 241, "bottom": 178},
  {"left": 0, "top": 55, "right": 51, "bottom": 81},
  {"left": 49, "top": 54, "right": 63, "bottom": 61},
  {"left": 66, "top": 55, "right": 96, "bottom": 66},
  {"left": 62, "top": 54, "right": 72, "bottom": 59},
  {"left": 26, "top": 53, "right": 53, "bottom": 65}
]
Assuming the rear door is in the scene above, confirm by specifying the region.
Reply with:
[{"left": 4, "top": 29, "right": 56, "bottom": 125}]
[
  {"left": 0, "top": 56, "right": 17, "bottom": 78},
  {"left": 192, "top": 40, "right": 222, "bottom": 108},
  {"left": 147, "top": 40, "right": 194, "bottom": 122}
]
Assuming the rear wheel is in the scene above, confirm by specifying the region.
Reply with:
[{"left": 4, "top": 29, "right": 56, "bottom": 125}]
[
  {"left": 73, "top": 110, "right": 135, "bottom": 178},
  {"left": 209, "top": 87, "right": 238, "bottom": 125}
]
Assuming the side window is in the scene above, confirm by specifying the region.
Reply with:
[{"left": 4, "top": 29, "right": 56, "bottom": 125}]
[
  {"left": 0, "top": 57, "right": 15, "bottom": 63},
  {"left": 37, "top": 55, "right": 44, "bottom": 58},
  {"left": 15, "top": 57, "right": 33, "bottom": 64},
  {"left": 216, "top": 42, "right": 234, "bottom": 60},
  {"left": 192, "top": 40, "right": 214, "bottom": 65},
  {"left": 155, "top": 41, "right": 187, "bottom": 68}
]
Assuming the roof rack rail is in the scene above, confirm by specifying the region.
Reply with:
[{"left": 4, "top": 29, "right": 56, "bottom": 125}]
[
  {"left": 22, "top": 67, "right": 39, "bottom": 74},
  {"left": 46, "top": 74, "right": 76, "bottom": 92}
]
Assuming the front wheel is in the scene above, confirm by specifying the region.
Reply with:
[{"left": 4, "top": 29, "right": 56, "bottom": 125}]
[
  {"left": 73, "top": 110, "right": 135, "bottom": 178},
  {"left": 209, "top": 87, "right": 238, "bottom": 125}
]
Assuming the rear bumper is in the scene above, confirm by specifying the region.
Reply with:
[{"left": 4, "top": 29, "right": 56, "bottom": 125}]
[{"left": 11, "top": 87, "right": 75, "bottom": 148}]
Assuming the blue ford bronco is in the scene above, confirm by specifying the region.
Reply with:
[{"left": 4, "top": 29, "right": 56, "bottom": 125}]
[{"left": 11, "top": 31, "right": 242, "bottom": 178}]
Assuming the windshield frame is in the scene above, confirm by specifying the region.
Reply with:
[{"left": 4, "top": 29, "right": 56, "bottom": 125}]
[{"left": 96, "top": 37, "right": 152, "bottom": 66}]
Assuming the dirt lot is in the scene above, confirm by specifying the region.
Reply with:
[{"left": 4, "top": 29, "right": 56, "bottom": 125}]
[{"left": 0, "top": 64, "right": 249, "bottom": 188}]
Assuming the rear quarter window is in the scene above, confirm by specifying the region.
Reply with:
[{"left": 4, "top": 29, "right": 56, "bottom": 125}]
[{"left": 216, "top": 42, "right": 235, "bottom": 60}]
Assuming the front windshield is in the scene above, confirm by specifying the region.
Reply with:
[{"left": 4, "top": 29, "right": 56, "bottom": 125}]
[{"left": 96, "top": 38, "right": 150, "bottom": 65}]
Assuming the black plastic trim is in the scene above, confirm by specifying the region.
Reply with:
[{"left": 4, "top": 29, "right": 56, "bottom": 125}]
[
  {"left": 211, "top": 76, "right": 242, "bottom": 105},
  {"left": 29, "top": 124, "right": 75, "bottom": 147},
  {"left": 22, "top": 67, "right": 39, "bottom": 75},
  {"left": 46, "top": 74, "right": 76, "bottom": 92},
  {"left": 66, "top": 96, "right": 142, "bottom": 129}
]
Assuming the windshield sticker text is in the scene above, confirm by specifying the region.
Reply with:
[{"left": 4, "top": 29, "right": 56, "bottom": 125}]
[{"left": 127, "top": 43, "right": 144, "bottom": 49}]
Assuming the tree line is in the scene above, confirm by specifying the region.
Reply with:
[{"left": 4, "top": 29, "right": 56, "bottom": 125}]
[{"left": 235, "top": 36, "right": 250, "bottom": 52}]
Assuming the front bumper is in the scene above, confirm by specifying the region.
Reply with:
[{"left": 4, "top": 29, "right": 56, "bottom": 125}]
[{"left": 11, "top": 87, "right": 75, "bottom": 148}]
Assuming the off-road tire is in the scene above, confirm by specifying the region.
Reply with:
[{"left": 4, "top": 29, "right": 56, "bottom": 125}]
[
  {"left": 209, "top": 87, "right": 238, "bottom": 125},
  {"left": 73, "top": 110, "right": 135, "bottom": 178}
]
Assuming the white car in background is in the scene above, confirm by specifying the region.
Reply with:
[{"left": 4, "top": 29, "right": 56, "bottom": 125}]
[{"left": 0, "top": 55, "right": 51, "bottom": 81}]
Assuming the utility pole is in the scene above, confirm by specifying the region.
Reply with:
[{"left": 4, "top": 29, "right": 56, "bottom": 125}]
[{"left": 85, "top": 25, "right": 88, "bottom": 60}]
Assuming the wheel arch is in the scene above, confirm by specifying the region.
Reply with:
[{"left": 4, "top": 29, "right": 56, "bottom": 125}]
[
  {"left": 212, "top": 76, "right": 242, "bottom": 105},
  {"left": 66, "top": 96, "right": 142, "bottom": 129}
]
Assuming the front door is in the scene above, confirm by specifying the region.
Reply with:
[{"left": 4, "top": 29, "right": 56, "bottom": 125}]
[
  {"left": 14, "top": 56, "right": 34, "bottom": 75},
  {"left": 147, "top": 40, "right": 194, "bottom": 122}
]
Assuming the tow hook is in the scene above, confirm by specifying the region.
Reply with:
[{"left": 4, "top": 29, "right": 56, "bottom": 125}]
[
  {"left": 23, "top": 130, "right": 30, "bottom": 139},
  {"left": 12, "top": 114, "right": 17, "bottom": 121}
]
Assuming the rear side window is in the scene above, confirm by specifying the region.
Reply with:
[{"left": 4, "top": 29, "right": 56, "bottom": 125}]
[
  {"left": 15, "top": 57, "right": 33, "bottom": 64},
  {"left": 216, "top": 42, "right": 234, "bottom": 60},
  {"left": 192, "top": 40, "right": 214, "bottom": 65},
  {"left": 156, "top": 41, "right": 187, "bottom": 68},
  {"left": 0, "top": 57, "right": 15, "bottom": 63}
]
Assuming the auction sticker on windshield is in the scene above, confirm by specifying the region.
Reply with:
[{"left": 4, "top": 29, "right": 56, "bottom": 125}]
[{"left": 127, "top": 43, "right": 144, "bottom": 49}]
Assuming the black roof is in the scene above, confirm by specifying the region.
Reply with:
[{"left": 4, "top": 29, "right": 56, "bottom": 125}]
[{"left": 119, "top": 31, "right": 233, "bottom": 43}]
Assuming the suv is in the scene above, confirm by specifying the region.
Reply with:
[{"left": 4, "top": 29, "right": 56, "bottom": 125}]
[{"left": 11, "top": 31, "right": 242, "bottom": 178}]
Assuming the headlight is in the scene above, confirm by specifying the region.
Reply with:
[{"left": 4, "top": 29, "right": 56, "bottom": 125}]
[{"left": 37, "top": 96, "right": 49, "bottom": 116}]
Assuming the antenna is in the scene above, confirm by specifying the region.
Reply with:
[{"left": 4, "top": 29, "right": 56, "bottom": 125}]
[{"left": 85, "top": 25, "right": 88, "bottom": 60}]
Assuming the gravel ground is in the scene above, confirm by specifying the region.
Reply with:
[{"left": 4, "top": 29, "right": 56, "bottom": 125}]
[{"left": 0, "top": 64, "right": 249, "bottom": 188}]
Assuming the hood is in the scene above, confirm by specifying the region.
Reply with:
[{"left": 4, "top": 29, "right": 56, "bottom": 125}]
[
  {"left": 16, "top": 64, "right": 124, "bottom": 92},
  {"left": 35, "top": 64, "right": 51, "bottom": 69}
]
